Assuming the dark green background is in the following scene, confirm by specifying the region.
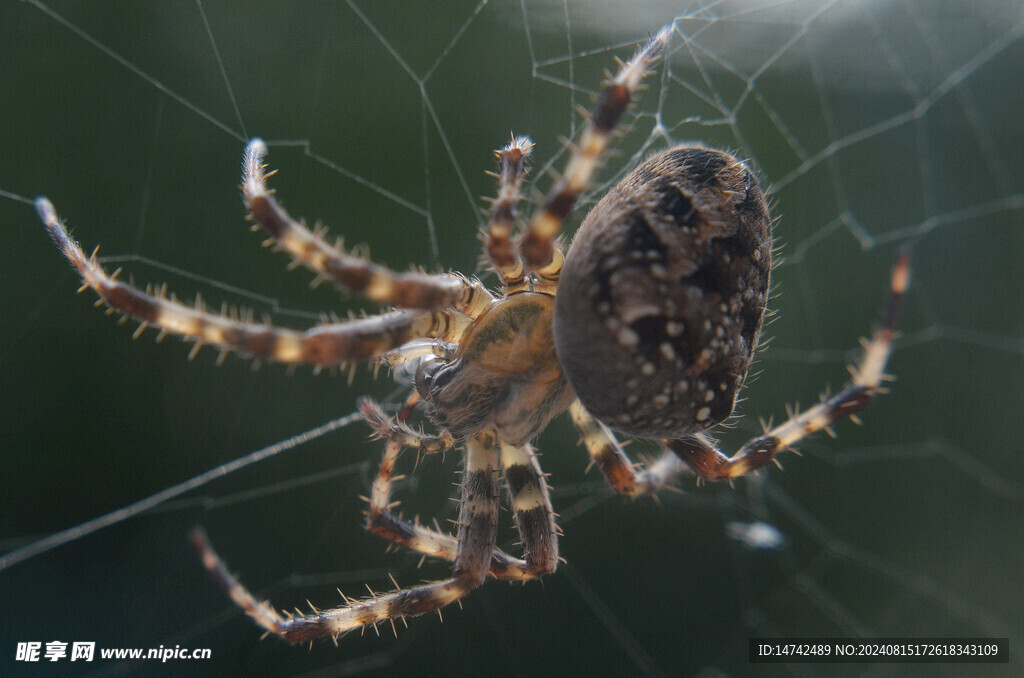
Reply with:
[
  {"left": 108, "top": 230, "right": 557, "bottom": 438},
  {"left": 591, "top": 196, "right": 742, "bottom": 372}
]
[{"left": 2, "top": 1, "right": 1021, "bottom": 676}]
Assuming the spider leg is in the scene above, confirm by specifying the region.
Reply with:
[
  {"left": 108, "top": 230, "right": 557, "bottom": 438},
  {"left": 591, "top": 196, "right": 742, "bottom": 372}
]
[
  {"left": 243, "top": 139, "right": 493, "bottom": 316},
  {"left": 37, "top": 198, "right": 473, "bottom": 367},
  {"left": 498, "top": 441, "right": 559, "bottom": 576},
  {"left": 518, "top": 26, "right": 672, "bottom": 277},
  {"left": 194, "top": 434, "right": 501, "bottom": 642},
  {"left": 482, "top": 135, "right": 532, "bottom": 293},
  {"left": 361, "top": 400, "right": 554, "bottom": 580},
  {"left": 360, "top": 398, "right": 455, "bottom": 455},
  {"left": 668, "top": 254, "right": 911, "bottom": 481},
  {"left": 570, "top": 401, "right": 688, "bottom": 497}
]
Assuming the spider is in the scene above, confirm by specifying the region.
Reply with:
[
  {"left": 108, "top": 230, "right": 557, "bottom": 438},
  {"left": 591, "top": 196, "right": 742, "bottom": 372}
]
[{"left": 35, "top": 26, "right": 909, "bottom": 643}]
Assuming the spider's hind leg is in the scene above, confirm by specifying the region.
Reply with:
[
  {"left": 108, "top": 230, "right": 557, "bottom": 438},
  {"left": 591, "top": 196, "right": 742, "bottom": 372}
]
[
  {"left": 360, "top": 400, "right": 554, "bottom": 581},
  {"left": 668, "top": 254, "right": 911, "bottom": 481},
  {"left": 194, "top": 433, "right": 502, "bottom": 642},
  {"left": 498, "top": 441, "right": 559, "bottom": 577},
  {"left": 570, "top": 401, "right": 688, "bottom": 497}
]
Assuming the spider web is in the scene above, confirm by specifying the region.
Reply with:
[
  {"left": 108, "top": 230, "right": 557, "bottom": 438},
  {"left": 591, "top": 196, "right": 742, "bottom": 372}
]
[{"left": 2, "top": 1, "right": 1022, "bottom": 676}]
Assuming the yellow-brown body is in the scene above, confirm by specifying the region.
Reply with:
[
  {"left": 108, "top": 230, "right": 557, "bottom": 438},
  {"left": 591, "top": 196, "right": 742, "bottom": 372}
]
[{"left": 418, "top": 292, "right": 574, "bottom": 447}]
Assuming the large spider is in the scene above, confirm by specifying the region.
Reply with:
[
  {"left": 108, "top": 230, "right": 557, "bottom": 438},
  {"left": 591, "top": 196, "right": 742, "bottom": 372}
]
[{"left": 36, "top": 26, "right": 909, "bottom": 643}]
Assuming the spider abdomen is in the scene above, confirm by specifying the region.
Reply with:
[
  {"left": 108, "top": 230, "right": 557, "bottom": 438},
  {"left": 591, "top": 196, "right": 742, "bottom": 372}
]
[{"left": 553, "top": 146, "right": 772, "bottom": 438}]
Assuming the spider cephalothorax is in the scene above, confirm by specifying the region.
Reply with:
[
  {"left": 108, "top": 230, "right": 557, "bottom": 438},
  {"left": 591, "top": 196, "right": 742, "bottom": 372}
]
[
  {"left": 415, "top": 292, "right": 574, "bottom": 447},
  {"left": 37, "top": 24, "right": 908, "bottom": 642}
]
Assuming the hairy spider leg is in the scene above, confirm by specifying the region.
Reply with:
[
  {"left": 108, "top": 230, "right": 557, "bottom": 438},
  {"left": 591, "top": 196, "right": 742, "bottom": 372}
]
[
  {"left": 518, "top": 25, "right": 672, "bottom": 278},
  {"left": 36, "top": 198, "right": 471, "bottom": 367},
  {"left": 243, "top": 139, "right": 493, "bottom": 316},
  {"left": 497, "top": 441, "right": 560, "bottom": 576},
  {"left": 361, "top": 400, "right": 558, "bottom": 580},
  {"left": 360, "top": 397, "right": 455, "bottom": 454},
  {"left": 570, "top": 401, "right": 689, "bottom": 497},
  {"left": 194, "top": 434, "right": 502, "bottom": 642},
  {"left": 482, "top": 135, "right": 533, "bottom": 292},
  {"left": 668, "top": 254, "right": 911, "bottom": 480}
]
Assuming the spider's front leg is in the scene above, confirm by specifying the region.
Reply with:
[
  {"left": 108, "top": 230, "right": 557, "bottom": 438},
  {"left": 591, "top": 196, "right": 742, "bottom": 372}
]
[
  {"left": 194, "top": 433, "right": 502, "bottom": 642},
  {"left": 668, "top": 254, "right": 911, "bottom": 481},
  {"left": 36, "top": 199, "right": 472, "bottom": 367},
  {"left": 243, "top": 139, "right": 492, "bottom": 317}
]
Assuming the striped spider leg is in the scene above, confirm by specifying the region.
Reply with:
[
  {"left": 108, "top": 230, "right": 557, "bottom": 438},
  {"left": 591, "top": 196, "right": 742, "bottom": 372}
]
[
  {"left": 565, "top": 256, "right": 909, "bottom": 499},
  {"left": 35, "top": 143, "right": 495, "bottom": 369},
  {"left": 192, "top": 431, "right": 503, "bottom": 643},
  {"left": 518, "top": 25, "right": 673, "bottom": 282},
  {"left": 190, "top": 399, "right": 559, "bottom": 643},
  {"left": 241, "top": 139, "right": 491, "bottom": 315},
  {"left": 570, "top": 401, "right": 689, "bottom": 497},
  {"left": 668, "top": 254, "right": 911, "bottom": 481},
  {"left": 359, "top": 399, "right": 558, "bottom": 581},
  {"left": 482, "top": 135, "right": 533, "bottom": 294}
]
